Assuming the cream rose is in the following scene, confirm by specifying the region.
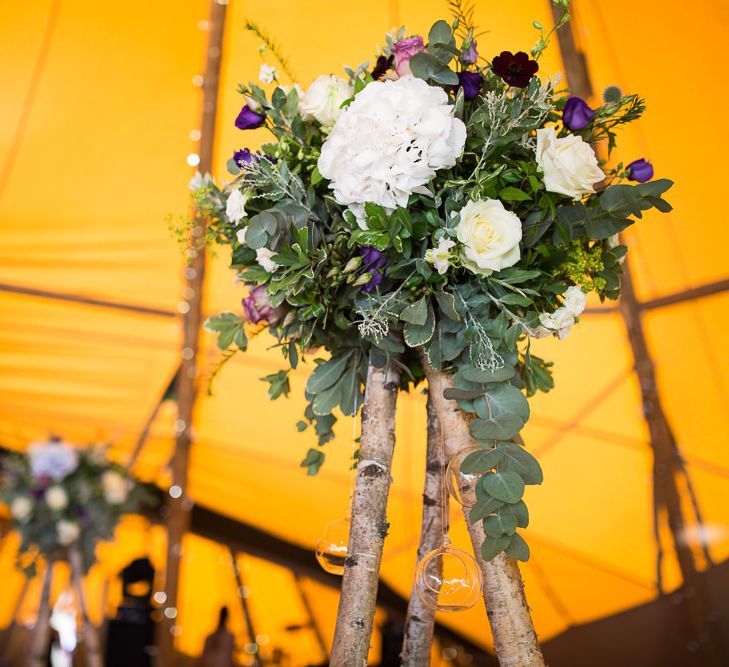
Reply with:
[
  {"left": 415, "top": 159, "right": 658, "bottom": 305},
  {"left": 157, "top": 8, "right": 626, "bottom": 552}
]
[
  {"left": 535, "top": 127, "right": 605, "bottom": 199},
  {"left": 45, "top": 485, "right": 68, "bottom": 512},
  {"left": 456, "top": 199, "right": 522, "bottom": 275},
  {"left": 57, "top": 520, "right": 80, "bottom": 546},
  {"left": 299, "top": 75, "right": 353, "bottom": 130},
  {"left": 102, "top": 470, "right": 128, "bottom": 505},
  {"left": 11, "top": 496, "right": 33, "bottom": 522}
]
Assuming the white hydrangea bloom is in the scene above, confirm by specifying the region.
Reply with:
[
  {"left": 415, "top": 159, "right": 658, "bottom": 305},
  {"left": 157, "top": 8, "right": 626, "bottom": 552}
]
[
  {"left": 259, "top": 64, "right": 277, "bottom": 84},
  {"left": 425, "top": 237, "right": 456, "bottom": 275},
  {"left": 29, "top": 440, "right": 79, "bottom": 481},
  {"left": 226, "top": 188, "right": 248, "bottom": 224},
  {"left": 318, "top": 76, "right": 466, "bottom": 228},
  {"left": 256, "top": 247, "right": 279, "bottom": 273}
]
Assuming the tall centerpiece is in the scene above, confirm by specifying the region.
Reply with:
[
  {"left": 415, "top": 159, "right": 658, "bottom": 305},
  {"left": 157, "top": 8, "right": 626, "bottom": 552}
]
[{"left": 197, "top": 3, "right": 672, "bottom": 664}]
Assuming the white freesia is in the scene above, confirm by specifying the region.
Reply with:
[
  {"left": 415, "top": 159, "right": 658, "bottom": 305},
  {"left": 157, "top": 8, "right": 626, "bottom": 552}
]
[
  {"left": 11, "top": 496, "right": 33, "bottom": 522},
  {"left": 259, "top": 64, "right": 277, "bottom": 84},
  {"left": 256, "top": 247, "right": 279, "bottom": 273},
  {"left": 45, "top": 485, "right": 69, "bottom": 511},
  {"left": 535, "top": 286, "right": 587, "bottom": 339},
  {"left": 29, "top": 440, "right": 79, "bottom": 481},
  {"left": 299, "top": 75, "right": 353, "bottom": 130},
  {"left": 562, "top": 285, "right": 587, "bottom": 316},
  {"left": 536, "top": 127, "right": 605, "bottom": 199},
  {"left": 102, "top": 470, "right": 128, "bottom": 505},
  {"left": 236, "top": 227, "right": 248, "bottom": 245},
  {"left": 318, "top": 76, "right": 466, "bottom": 228},
  {"left": 425, "top": 237, "right": 456, "bottom": 275},
  {"left": 226, "top": 188, "right": 248, "bottom": 224},
  {"left": 456, "top": 199, "right": 522, "bottom": 275},
  {"left": 56, "top": 520, "right": 80, "bottom": 546}
]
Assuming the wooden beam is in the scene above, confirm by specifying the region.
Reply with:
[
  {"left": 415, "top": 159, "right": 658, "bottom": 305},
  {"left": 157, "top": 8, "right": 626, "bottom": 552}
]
[
  {"left": 641, "top": 277, "right": 729, "bottom": 311},
  {"left": 156, "top": 1, "right": 227, "bottom": 664},
  {"left": 552, "top": 4, "right": 726, "bottom": 665}
]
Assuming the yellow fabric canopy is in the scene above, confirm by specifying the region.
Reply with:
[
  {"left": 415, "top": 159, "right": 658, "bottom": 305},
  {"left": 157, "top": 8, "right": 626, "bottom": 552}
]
[{"left": 1, "top": 0, "right": 728, "bottom": 663}]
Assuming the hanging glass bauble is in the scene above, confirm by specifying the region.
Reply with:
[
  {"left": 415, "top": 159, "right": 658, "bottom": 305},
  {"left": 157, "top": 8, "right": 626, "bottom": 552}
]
[
  {"left": 446, "top": 446, "right": 484, "bottom": 508},
  {"left": 414, "top": 544, "right": 483, "bottom": 612},
  {"left": 315, "top": 515, "right": 350, "bottom": 575}
]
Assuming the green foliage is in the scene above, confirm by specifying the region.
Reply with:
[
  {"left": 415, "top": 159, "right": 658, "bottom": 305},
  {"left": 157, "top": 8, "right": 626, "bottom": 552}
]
[{"left": 204, "top": 313, "right": 249, "bottom": 351}]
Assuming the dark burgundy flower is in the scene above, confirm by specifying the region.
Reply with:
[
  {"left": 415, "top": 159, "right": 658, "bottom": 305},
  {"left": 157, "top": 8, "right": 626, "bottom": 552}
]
[
  {"left": 358, "top": 246, "right": 387, "bottom": 292},
  {"left": 461, "top": 40, "right": 478, "bottom": 65},
  {"left": 371, "top": 55, "right": 393, "bottom": 80},
  {"left": 233, "top": 148, "right": 254, "bottom": 167},
  {"left": 627, "top": 159, "right": 654, "bottom": 183},
  {"left": 562, "top": 96, "right": 594, "bottom": 131},
  {"left": 457, "top": 71, "right": 484, "bottom": 100},
  {"left": 242, "top": 285, "right": 284, "bottom": 325},
  {"left": 235, "top": 105, "right": 266, "bottom": 130},
  {"left": 491, "top": 51, "right": 539, "bottom": 87}
]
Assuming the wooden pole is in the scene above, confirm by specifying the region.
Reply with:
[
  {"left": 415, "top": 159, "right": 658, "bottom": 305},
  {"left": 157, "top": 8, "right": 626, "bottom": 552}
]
[
  {"left": 156, "top": 1, "right": 227, "bottom": 664},
  {"left": 401, "top": 388, "right": 446, "bottom": 666},
  {"left": 293, "top": 573, "right": 329, "bottom": 662},
  {"left": 551, "top": 4, "right": 726, "bottom": 664},
  {"left": 420, "top": 352, "right": 545, "bottom": 667},
  {"left": 329, "top": 361, "right": 400, "bottom": 667},
  {"left": 68, "top": 545, "right": 102, "bottom": 667},
  {"left": 28, "top": 561, "right": 54, "bottom": 667},
  {"left": 230, "top": 550, "right": 261, "bottom": 667},
  {"left": 0, "top": 574, "right": 30, "bottom": 656}
]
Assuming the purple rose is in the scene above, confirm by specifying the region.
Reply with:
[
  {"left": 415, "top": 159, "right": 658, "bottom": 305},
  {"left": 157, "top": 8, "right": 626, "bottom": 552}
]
[
  {"left": 392, "top": 36, "right": 426, "bottom": 77},
  {"left": 457, "top": 71, "right": 483, "bottom": 100},
  {"left": 234, "top": 148, "right": 254, "bottom": 167},
  {"left": 627, "top": 159, "right": 654, "bottom": 183},
  {"left": 242, "top": 286, "right": 285, "bottom": 325},
  {"left": 235, "top": 105, "right": 266, "bottom": 130},
  {"left": 562, "top": 97, "right": 594, "bottom": 131},
  {"left": 461, "top": 40, "right": 478, "bottom": 65},
  {"left": 491, "top": 51, "right": 539, "bottom": 88},
  {"left": 358, "top": 247, "right": 388, "bottom": 293}
]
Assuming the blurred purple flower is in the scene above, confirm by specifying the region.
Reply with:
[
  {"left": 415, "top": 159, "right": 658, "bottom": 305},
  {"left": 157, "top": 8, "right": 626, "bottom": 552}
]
[
  {"left": 242, "top": 285, "right": 285, "bottom": 325},
  {"left": 562, "top": 97, "right": 594, "bottom": 131},
  {"left": 627, "top": 159, "right": 654, "bottom": 183},
  {"left": 461, "top": 40, "right": 478, "bottom": 64},
  {"left": 392, "top": 36, "right": 426, "bottom": 77},
  {"left": 358, "top": 247, "right": 388, "bottom": 293},
  {"left": 457, "top": 71, "right": 484, "bottom": 100},
  {"left": 234, "top": 148, "right": 254, "bottom": 167},
  {"left": 235, "top": 105, "right": 266, "bottom": 130}
]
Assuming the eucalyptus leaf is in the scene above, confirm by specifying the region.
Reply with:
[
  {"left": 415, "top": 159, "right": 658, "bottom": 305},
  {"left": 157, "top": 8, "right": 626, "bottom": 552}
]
[
  {"left": 469, "top": 495, "right": 505, "bottom": 522},
  {"left": 481, "top": 470, "right": 525, "bottom": 503},
  {"left": 306, "top": 352, "right": 352, "bottom": 395},
  {"left": 505, "top": 532, "right": 530, "bottom": 561},
  {"left": 498, "top": 442, "right": 543, "bottom": 485},
  {"left": 484, "top": 513, "right": 518, "bottom": 538},
  {"left": 461, "top": 447, "right": 506, "bottom": 473},
  {"left": 481, "top": 535, "right": 512, "bottom": 561}
]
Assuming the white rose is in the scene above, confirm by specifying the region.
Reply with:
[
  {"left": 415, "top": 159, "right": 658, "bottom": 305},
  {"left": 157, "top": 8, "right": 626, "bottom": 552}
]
[
  {"left": 102, "top": 470, "right": 128, "bottom": 505},
  {"left": 226, "top": 189, "right": 248, "bottom": 224},
  {"left": 425, "top": 237, "right": 456, "bottom": 275},
  {"left": 456, "top": 199, "right": 522, "bottom": 275},
  {"left": 56, "top": 520, "right": 80, "bottom": 546},
  {"left": 299, "top": 75, "right": 353, "bottom": 130},
  {"left": 45, "top": 485, "right": 68, "bottom": 512},
  {"left": 256, "top": 247, "right": 279, "bottom": 273},
  {"left": 562, "top": 285, "right": 586, "bottom": 316},
  {"left": 259, "top": 64, "right": 277, "bottom": 84},
  {"left": 539, "top": 307, "right": 576, "bottom": 340},
  {"left": 236, "top": 227, "right": 248, "bottom": 245},
  {"left": 11, "top": 496, "right": 33, "bottom": 522},
  {"left": 536, "top": 127, "right": 605, "bottom": 199}
]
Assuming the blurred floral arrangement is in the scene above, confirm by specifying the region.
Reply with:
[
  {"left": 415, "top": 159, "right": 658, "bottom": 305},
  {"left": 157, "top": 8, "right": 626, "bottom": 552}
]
[
  {"left": 0, "top": 438, "right": 150, "bottom": 574},
  {"left": 193, "top": 2, "right": 673, "bottom": 562}
]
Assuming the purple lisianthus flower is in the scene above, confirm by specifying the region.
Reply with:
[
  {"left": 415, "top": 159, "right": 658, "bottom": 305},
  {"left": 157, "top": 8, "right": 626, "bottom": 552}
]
[
  {"left": 457, "top": 71, "right": 484, "bottom": 100},
  {"left": 358, "top": 246, "right": 388, "bottom": 293},
  {"left": 562, "top": 97, "right": 594, "bottom": 131},
  {"left": 461, "top": 40, "right": 478, "bottom": 64},
  {"left": 491, "top": 51, "right": 539, "bottom": 88},
  {"left": 235, "top": 105, "right": 266, "bottom": 130},
  {"left": 242, "top": 285, "right": 285, "bottom": 325},
  {"left": 392, "top": 36, "right": 426, "bottom": 77},
  {"left": 627, "top": 159, "right": 654, "bottom": 183},
  {"left": 233, "top": 148, "right": 254, "bottom": 167}
]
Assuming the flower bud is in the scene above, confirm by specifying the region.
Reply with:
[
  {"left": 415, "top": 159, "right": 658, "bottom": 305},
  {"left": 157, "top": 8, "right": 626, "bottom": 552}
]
[
  {"left": 562, "top": 97, "right": 594, "bottom": 131},
  {"left": 352, "top": 272, "right": 373, "bottom": 287},
  {"left": 626, "top": 159, "right": 654, "bottom": 183},
  {"left": 343, "top": 256, "right": 363, "bottom": 273}
]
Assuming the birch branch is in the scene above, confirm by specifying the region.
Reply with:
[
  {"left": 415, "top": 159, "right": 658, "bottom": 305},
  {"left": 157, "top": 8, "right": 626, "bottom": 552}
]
[
  {"left": 418, "top": 349, "right": 544, "bottom": 667},
  {"left": 329, "top": 360, "right": 400, "bottom": 667},
  {"left": 401, "top": 388, "right": 446, "bottom": 666}
]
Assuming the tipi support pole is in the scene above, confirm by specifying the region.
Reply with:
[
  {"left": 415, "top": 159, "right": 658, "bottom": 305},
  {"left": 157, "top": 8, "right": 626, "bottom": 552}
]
[
  {"left": 68, "top": 546, "right": 102, "bottom": 667},
  {"left": 28, "top": 561, "right": 54, "bottom": 667}
]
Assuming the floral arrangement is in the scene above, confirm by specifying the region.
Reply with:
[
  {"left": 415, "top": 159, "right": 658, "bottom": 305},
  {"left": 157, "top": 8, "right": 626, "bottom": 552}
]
[
  {"left": 198, "top": 5, "right": 672, "bottom": 561},
  {"left": 0, "top": 439, "right": 150, "bottom": 573}
]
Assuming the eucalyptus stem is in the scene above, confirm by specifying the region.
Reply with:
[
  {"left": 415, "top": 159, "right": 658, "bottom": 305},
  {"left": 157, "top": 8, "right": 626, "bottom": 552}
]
[
  {"left": 329, "top": 360, "right": 400, "bottom": 667},
  {"left": 418, "top": 348, "right": 544, "bottom": 667}
]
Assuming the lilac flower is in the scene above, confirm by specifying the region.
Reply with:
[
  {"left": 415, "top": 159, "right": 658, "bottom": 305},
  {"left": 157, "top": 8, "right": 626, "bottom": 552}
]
[
  {"left": 235, "top": 105, "right": 266, "bottom": 130},
  {"left": 461, "top": 40, "right": 478, "bottom": 64},
  {"left": 242, "top": 285, "right": 284, "bottom": 325},
  {"left": 233, "top": 148, "right": 254, "bottom": 167},
  {"left": 562, "top": 97, "right": 594, "bottom": 131},
  {"left": 392, "top": 36, "right": 426, "bottom": 77},
  {"left": 457, "top": 71, "right": 484, "bottom": 100},
  {"left": 627, "top": 159, "right": 654, "bottom": 183},
  {"left": 358, "top": 247, "right": 388, "bottom": 293}
]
